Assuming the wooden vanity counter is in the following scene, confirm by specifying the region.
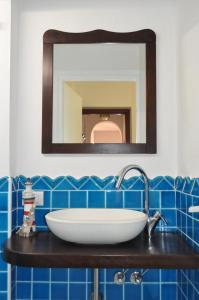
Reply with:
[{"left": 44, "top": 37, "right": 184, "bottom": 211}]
[{"left": 4, "top": 231, "right": 199, "bottom": 269}]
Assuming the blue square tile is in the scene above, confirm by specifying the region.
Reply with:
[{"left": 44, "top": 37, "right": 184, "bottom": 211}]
[
  {"left": 0, "top": 273, "right": 7, "bottom": 291},
  {"left": 0, "top": 293, "right": 8, "bottom": 300},
  {"left": 0, "top": 255, "right": 8, "bottom": 271},
  {"left": 35, "top": 209, "right": 49, "bottom": 227},
  {"left": 0, "top": 213, "right": 7, "bottom": 231},
  {"left": 149, "top": 191, "right": 160, "bottom": 209},
  {"left": 106, "top": 268, "right": 122, "bottom": 282},
  {"left": 124, "top": 191, "right": 142, "bottom": 209},
  {"left": 106, "top": 191, "right": 123, "bottom": 208},
  {"left": 0, "top": 193, "right": 8, "bottom": 211},
  {"left": 98, "top": 269, "right": 105, "bottom": 282},
  {"left": 70, "top": 191, "right": 87, "bottom": 208},
  {"left": 181, "top": 193, "right": 187, "bottom": 211},
  {"left": 11, "top": 287, "right": 16, "bottom": 300},
  {"left": 181, "top": 213, "right": 186, "bottom": 233},
  {"left": 176, "top": 192, "right": 181, "bottom": 209},
  {"left": 186, "top": 195, "right": 193, "bottom": 210},
  {"left": 125, "top": 284, "right": 141, "bottom": 300},
  {"left": 88, "top": 191, "right": 105, "bottom": 208},
  {"left": 0, "top": 232, "right": 8, "bottom": 249},
  {"left": 33, "top": 283, "right": 49, "bottom": 299},
  {"left": 51, "top": 268, "right": 68, "bottom": 282},
  {"left": 161, "top": 209, "right": 176, "bottom": 227},
  {"left": 17, "top": 191, "right": 23, "bottom": 208},
  {"left": 17, "top": 208, "right": 23, "bottom": 227},
  {"left": 87, "top": 283, "right": 92, "bottom": 300},
  {"left": 143, "top": 283, "right": 160, "bottom": 300},
  {"left": 177, "top": 210, "right": 181, "bottom": 229},
  {"left": 187, "top": 216, "right": 193, "bottom": 239},
  {"left": 17, "top": 282, "right": 31, "bottom": 299},
  {"left": 43, "top": 191, "right": 50, "bottom": 208},
  {"left": 144, "top": 269, "right": 160, "bottom": 282},
  {"left": 51, "top": 283, "right": 67, "bottom": 300},
  {"left": 0, "top": 178, "right": 8, "bottom": 192},
  {"left": 33, "top": 268, "right": 50, "bottom": 281},
  {"left": 17, "top": 267, "right": 31, "bottom": 281},
  {"left": 11, "top": 266, "right": 16, "bottom": 283},
  {"left": 161, "top": 191, "right": 175, "bottom": 208},
  {"left": 87, "top": 269, "right": 92, "bottom": 282},
  {"left": 162, "top": 284, "right": 177, "bottom": 300},
  {"left": 69, "top": 283, "right": 86, "bottom": 300},
  {"left": 106, "top": 283, "right": 123, "bottom": 299},
  {"left": 12, "top": 191, "right": 17, "bottom": 210},
  {"left": 52, "top": 191, "right": 68, "bottom": 209},
  {"left": 161, "top": 269, "right": 177, "bottom": 282},
  {"left": 70, "top": 268, "right": 86, "bottom": 282}
]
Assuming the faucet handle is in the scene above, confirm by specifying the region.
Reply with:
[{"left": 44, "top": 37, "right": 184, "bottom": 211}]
[
  {"left": 153, "top": 211, "right": 167, "bottom": 225},
  {"left": 159, "top": 214, "right": 167, "bottom": 225},
  {"left": 147, "top": 211, "right": 168, "bottom": 238}
]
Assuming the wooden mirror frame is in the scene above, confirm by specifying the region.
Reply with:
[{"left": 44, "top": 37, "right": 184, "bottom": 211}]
[{"left": 42, "top": 29, "right": 156, "bottom": 154}]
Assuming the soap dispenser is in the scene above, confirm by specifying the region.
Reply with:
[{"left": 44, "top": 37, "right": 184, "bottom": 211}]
[{"left": 17, "top": 178, "right": 36, "bottom": 237}]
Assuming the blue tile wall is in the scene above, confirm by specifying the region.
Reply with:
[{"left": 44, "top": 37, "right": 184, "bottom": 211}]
[
  {"left": 13, "top": 175, "right": 177, "bottom": 300},
  {"left": 175, "top": 177, "right": 199, "bottom": 299},
  {"left": 2, "top": 175, "right": 198, "bottom": 300},
  {"left": 0, "top": 177, "right": 9, "bottom": 300}
]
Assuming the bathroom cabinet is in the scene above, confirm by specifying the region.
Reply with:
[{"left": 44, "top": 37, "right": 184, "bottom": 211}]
[{"left": 4, "top": 232, "right": 199, "bottom": 269}]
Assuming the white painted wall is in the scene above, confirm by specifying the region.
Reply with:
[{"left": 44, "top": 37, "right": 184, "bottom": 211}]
[
  {"left": 10, "top": 0, "right": 179, "bottom": 178},
  {"left": 0, "top": 0, "right": 11, "bottom": 176},
  {"left": 177, "top": 0, "right": 199, "bottom": 177}
]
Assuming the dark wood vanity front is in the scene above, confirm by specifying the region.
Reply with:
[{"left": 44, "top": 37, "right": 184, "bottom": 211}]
[{"left": 4, "top": 232, "right": 199, "bottom": 269}]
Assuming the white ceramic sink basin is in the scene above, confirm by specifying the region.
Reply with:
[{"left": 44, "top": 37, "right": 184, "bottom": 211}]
[{"left": 45, "top": 209, "right": 147, "bottom": 244}]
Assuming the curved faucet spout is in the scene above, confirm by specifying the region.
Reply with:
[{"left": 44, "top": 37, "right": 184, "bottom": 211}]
[{"left": 115, "top": 164, "right": 149, "bottom": 215}]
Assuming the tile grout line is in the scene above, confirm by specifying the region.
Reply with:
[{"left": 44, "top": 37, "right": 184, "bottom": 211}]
[
  {"left": 67, "top": 268, "right": 70, "bottom": 300},
  {"left": 49, "top": 268, "right": 51, "bottom": 300},
  {"left": 159, "top": 269, "right": 162, "bottom": 300},
  {"left": 85, "top": 268, "right": 88, "bottom": 300},
  {"left": 30, "top": 268, "right": 33, "bottom": 300}
]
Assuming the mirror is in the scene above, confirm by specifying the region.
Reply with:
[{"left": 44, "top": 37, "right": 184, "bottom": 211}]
[{"left": 42, "top": 29, "right": 156, "bottom": 153}]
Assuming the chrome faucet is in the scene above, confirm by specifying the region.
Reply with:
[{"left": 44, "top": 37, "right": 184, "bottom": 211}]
[{"left": 115, "top": 165, "right": 167, "bottom": 238}]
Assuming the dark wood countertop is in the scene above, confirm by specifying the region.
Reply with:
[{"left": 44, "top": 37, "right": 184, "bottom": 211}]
[{"left": 3, "top": 231, "right": 199, "bottom": 269}]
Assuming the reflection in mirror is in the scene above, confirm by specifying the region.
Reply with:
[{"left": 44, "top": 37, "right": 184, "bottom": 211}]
[
  {"left": 83, "top": 108, "right": 130, "bottom": 144},
  {"left": 52, "top": 44, "right": 146, "bottom": 144}
]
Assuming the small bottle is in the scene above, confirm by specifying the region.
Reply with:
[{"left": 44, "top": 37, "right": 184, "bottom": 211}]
[{"left": 17, "top": 178, "right": 36, "bottom": 237}]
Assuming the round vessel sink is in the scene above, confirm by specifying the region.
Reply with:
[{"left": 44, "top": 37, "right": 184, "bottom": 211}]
[{"left": 45, "top": 209, "right": 147, "bottom": 244}]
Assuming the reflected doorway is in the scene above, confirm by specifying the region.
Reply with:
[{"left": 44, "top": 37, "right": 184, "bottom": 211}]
[
  {"left": 91, "top": 121, "right": 123, "bottom": 143},
  {"left": 82, "top": 108, "right": 130, "bottom": 143}
]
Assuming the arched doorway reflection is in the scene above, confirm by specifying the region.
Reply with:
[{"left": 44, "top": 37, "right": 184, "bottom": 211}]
[{"left": 90, "top": 121, "right": 123, "bottom": 144}]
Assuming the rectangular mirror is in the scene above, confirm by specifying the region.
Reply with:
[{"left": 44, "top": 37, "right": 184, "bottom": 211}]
[
  {"left": 53, "top": 43, "right": 146, "bottom": 144},
  {"left": 42, "top": 29, "right": 156, "bottom": 153}
]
